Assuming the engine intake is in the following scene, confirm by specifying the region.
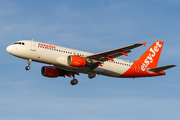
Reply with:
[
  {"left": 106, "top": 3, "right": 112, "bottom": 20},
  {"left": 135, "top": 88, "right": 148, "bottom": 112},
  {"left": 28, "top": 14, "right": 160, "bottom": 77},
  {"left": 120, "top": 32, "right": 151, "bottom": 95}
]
[
  {"left": 41, "top": 66, "right": 59, "bottom": 78},
  {"left": 67, "top": 55, "right": 87, "bottom": 67}
]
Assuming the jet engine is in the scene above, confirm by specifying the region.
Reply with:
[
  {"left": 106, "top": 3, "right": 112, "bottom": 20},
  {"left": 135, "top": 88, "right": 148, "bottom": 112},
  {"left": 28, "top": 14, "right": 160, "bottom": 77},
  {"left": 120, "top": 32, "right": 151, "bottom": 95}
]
[
  {"left": 67, "top": 55, "right": 87, "bottom": 67},
  {"left": 41, "top": 66, "right": 60, "bottom": 78}
]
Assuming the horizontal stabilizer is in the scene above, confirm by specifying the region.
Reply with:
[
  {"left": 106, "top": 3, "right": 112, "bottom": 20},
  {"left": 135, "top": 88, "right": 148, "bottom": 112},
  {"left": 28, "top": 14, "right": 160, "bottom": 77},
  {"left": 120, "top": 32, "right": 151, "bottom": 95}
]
[{"left": 148, "top": 65, "right": 177, "bottom": 72}]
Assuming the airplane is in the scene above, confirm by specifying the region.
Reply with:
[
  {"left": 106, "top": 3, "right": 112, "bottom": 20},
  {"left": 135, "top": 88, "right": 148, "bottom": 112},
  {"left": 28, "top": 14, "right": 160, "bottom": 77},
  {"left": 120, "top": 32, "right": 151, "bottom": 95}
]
[{"left": 6, "top": 40, "right": 176, "bottom": 85}]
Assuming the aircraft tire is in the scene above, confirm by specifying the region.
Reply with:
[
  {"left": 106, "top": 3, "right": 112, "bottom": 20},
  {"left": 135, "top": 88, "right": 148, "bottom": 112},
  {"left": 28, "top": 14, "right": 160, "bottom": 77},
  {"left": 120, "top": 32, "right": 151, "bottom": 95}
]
[
  {"left": 70, "top": 79, "right": 78, "bottom": 85},
  {"left": 25, "top": 66, "right": 30, "bottom": 70},
  {"left": 88, "top": 72, "right": 96, "bottom": 79}
]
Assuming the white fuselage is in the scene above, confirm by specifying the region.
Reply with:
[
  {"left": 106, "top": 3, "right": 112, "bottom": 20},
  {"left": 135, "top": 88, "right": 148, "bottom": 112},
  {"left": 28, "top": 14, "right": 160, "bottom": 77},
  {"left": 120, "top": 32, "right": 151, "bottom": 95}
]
[{"left": 6, "top": 40, "right": 133, "bottom": 77}]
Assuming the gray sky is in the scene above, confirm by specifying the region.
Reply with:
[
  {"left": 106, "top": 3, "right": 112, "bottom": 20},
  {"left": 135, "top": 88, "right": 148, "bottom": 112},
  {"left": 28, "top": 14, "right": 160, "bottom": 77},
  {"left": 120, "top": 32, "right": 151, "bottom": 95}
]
[{"left": 0, "top": 0, "right": 179, "bottom": 120}]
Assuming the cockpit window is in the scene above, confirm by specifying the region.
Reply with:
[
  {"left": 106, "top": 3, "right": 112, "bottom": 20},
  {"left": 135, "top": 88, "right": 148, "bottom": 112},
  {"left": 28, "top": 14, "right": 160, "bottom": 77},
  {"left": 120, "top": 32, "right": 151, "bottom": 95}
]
[{"left": 14, "top": 42, "right": 25, "bottom": 45}]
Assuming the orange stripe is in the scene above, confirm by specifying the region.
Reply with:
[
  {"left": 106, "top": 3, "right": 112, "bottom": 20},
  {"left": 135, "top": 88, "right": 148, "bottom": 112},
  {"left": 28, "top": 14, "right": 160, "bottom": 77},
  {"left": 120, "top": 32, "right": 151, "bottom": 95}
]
[
  {"left": 96, "top": 62, "right": 103, "bottom": 67},
  {"left": 118, "top": 51, "right": 128, "bottom": 56},
  {"left": 101, "top": 55, "right": 114, "bottom": 61}
]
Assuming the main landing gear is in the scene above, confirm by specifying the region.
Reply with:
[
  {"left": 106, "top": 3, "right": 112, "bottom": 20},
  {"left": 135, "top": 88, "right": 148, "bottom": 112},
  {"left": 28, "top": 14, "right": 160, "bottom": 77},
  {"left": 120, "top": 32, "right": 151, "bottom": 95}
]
[
  {"left": 25, "top": 59, "right": 32, "bottom": 70},
  {"left": 70, "top": 74, "right": 78, "bottom": 85},
  {"left": 88, "top": 71, "right": 96, "bottom": 79},
  {"left": 70, "top": 71, "right": 96, "bottom": 85}
]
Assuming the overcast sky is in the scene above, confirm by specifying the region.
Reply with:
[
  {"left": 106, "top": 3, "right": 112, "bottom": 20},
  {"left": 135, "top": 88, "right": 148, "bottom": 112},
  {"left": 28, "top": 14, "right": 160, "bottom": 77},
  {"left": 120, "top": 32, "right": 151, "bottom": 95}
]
[{"left": 0, "top": 0, "right": 180, "bottom": 120}]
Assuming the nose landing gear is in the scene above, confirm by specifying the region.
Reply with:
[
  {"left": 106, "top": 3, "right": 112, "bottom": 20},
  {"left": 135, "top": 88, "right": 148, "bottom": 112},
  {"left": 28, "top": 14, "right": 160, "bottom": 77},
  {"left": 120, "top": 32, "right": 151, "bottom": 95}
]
[{"left": 25, "top": 59, "right": 32, "bottom": 70}]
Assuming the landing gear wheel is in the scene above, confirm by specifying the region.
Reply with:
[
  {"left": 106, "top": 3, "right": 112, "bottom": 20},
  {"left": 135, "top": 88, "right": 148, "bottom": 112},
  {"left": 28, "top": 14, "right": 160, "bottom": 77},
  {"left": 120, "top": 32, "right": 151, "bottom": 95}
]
[
  {"left": 25, "top": 66, "right": 30, "bottom": 70},
  {"left": 88, "top": 72, "right": 96, "bottom": 79},
  {"left": 25, "top": 59, "right": 32, "bottom": 71},
  {"left": 70, "top": 79, "right": 78, "bottom": 85}
]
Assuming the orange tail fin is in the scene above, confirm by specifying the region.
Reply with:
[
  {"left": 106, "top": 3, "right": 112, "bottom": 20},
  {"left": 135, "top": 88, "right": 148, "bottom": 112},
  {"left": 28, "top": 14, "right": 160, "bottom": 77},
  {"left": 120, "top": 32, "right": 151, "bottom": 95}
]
[{"left": 135, "top": 41, "right": 164, "bottom": 71}]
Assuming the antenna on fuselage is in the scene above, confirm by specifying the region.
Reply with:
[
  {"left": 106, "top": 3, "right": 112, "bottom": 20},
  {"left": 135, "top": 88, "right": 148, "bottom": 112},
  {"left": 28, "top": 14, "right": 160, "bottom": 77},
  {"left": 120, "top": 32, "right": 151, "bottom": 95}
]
[{"left": 31, "top": 39, "right": 33, "bottom": 41}]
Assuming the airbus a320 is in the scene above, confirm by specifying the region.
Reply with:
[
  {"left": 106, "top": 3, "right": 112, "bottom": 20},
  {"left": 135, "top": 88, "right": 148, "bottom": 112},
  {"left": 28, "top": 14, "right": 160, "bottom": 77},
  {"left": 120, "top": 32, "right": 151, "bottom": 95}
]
[{"left": 6, "top": 40, "right": 176, "bottom": 85}]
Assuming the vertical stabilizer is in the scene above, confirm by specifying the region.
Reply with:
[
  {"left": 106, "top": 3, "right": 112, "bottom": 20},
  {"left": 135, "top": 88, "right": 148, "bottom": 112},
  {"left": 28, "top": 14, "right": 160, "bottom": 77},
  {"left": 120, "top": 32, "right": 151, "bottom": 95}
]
[{"left": 135, "top": 41, "right": 164, "bottom": 71}]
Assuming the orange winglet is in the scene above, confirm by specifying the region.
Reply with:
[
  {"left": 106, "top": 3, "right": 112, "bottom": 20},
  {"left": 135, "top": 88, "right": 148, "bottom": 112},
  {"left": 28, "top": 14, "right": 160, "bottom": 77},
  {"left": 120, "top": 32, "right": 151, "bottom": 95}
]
[
  {"left": 96, "top": 62, "right": 103, "bottom": 67},
  {"left": 118, "top": 51, "right": 128, "bottom": 56},
  {"left": 101, "top": 55, "right": 114, "bottom": 61},
  {"left": 142, "top": 42, "right": 147, "bottom": 47}
]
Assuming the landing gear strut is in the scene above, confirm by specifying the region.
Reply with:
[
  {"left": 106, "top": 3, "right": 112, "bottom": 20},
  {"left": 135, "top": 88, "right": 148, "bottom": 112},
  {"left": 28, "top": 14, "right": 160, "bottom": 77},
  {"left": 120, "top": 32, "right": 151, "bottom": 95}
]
[
  {"left": 25, "top": 59, "right": 32, "bottom": 70},
  {"left": 88, "top": 71, "right": 96, "bottom": 79},
  {"left": 70, "top": 74, "right": 78, "bottom": 85}
]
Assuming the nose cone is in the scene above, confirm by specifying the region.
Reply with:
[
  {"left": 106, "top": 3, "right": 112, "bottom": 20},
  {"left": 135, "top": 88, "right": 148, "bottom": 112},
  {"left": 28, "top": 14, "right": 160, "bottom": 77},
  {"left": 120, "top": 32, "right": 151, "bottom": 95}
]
[{"left": 6, "top": 45, "right": 13, "bottom": 54}]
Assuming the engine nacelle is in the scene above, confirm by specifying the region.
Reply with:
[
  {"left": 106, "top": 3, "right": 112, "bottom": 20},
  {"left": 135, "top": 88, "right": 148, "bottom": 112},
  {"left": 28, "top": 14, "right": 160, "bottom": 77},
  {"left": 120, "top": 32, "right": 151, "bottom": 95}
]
[
  {"left": 41, "top": 66, "right": 59, "bottom": 78},
  {"left": 67, "top": 55, "right": 87, "bottom": 67}
]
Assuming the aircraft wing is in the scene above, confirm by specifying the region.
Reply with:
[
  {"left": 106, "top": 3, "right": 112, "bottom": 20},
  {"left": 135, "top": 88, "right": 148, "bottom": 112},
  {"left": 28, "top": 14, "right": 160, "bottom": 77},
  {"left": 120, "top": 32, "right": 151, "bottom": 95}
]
[{"left": 86, "top": 42, "right": 146, "bottom": 62}]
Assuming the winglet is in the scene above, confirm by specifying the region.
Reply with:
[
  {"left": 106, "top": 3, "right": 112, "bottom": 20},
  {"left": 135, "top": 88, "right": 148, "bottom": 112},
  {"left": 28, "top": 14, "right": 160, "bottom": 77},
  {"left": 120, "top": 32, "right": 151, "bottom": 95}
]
[{"left": 142, "top": 42, "right": 147, "bottom": 47}]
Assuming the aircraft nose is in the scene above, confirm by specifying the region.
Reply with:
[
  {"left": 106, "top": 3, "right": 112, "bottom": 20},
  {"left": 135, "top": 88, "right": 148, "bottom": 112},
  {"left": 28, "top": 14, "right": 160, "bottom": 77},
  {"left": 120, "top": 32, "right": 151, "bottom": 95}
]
[{"left": 6, "top": 45, "right": 12, "bottom": 53}]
